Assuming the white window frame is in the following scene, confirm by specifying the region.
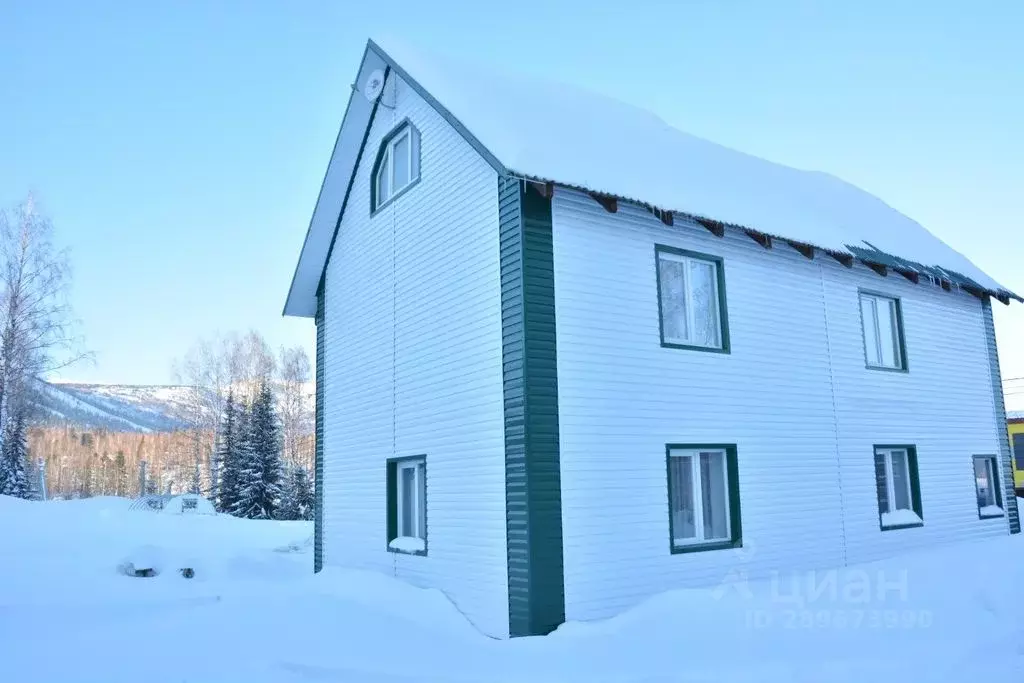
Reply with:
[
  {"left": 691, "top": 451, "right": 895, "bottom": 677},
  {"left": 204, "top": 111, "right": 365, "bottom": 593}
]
[
  {"left": 860, "top": 292, "right": 905, "bottom": 370},
  {"left": 669, "top": 448, "right": 732, "bottom": 547},
  {"left": 395, "top": 458, "right": 426, "bottom": 540},
  {"left": 374, "top": 123, "right": 418, "bottom": 209},
  {"left": 878, "top": 447, "right": 913, "bottom": 514},
  {"left": 657, "top": 249, "right": 724, "bottom": 349}
]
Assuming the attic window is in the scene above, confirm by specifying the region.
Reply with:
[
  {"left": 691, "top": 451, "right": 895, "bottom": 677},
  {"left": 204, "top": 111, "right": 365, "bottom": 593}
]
[{"left": 372, "top": 122, "right": 421, "bottom": 212}]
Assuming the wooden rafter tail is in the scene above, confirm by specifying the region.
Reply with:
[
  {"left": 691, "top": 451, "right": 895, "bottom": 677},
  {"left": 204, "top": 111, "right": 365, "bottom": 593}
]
[
  {"left": 745, "top": 230, "right": 772, "bottom": 249},
  {"left": 961, "top": 284, "right": 987, "bottom": 301},
  {"left": 826, "top": 250, "right": 854, "bottom": 268},
  {"left": 649, "top": 207, "right": 673, "bottom": 226},
  {"left": 529, "top": 181, "right": 554, "bottom": 199},
  {"left": 895, "top": 268, "right": 920, "bottom": 284},
  {"left": 695, "top": 217, "right": 725, "bottom": 238},
  {"left": 940, "top": 280, "right": 951, "bottom": 292},
  {"left": 589, "top": 192, "right": 617, "bottom": 213},
  {"left": 862, "top": 260, "right": 888, "bottom": 277},
  {"left": 785, "top": 240, "right": 814, "bottom": 260},
  {"left": 997, "top": 293, "right": 1011, "bottom": 305}
]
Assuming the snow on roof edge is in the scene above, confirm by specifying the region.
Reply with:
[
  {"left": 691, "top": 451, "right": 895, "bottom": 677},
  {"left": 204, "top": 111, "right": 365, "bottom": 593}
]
[
  {"left": 511, "top": 169, "right": 1021, "bottom": 303},
  {"left": 372, "top": 36, "right": 1019, "bottom": 304}
]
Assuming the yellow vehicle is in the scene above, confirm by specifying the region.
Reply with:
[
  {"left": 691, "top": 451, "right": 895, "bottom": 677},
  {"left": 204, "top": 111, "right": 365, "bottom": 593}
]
[{"left": 1008, "top": 415, "right": 1024, "bottom": 496}]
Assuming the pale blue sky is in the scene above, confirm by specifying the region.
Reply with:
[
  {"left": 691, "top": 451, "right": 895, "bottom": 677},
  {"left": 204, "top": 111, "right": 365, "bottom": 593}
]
[{"left": 1, "top": 1, "right": 1022, "bottom": 388}]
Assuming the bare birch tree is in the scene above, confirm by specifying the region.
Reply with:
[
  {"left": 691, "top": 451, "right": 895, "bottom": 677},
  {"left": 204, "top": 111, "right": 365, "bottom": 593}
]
[
  {"left": 0, "top": 197, "right": 85, "bottom": 456},
  {"left": 278, "top": 345, "right": 312, "bottom": 469}
]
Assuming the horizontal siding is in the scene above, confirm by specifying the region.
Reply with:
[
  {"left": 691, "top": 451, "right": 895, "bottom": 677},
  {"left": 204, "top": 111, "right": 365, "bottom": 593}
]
[
  {"left": 322, "top": 73, "right": 508, "bottom": 637},
  {"left": 551, "top": 189, "right": 1008, "bottom": 622}
]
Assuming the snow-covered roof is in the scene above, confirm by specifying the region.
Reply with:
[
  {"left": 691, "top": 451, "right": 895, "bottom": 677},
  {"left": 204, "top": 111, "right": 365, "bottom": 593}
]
[
  {"left": 283, "top": 38, "right": 1017, "bottom": 317},
  {"left": 1007, "top": 410, "right": 1024, "bottom": 422}
]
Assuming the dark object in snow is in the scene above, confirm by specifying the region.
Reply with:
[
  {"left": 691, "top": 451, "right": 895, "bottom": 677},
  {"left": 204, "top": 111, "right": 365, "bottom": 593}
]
[
  {"left": 124, "top": 565, "right": 157, "bottom": 577},
  {"left": 180, "top": 567, "right": 195, "bottom": 579}
]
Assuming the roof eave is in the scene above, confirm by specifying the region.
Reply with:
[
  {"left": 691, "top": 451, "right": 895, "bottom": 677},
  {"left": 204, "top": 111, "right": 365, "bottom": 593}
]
[{"left": 513, "top": 174, "right": 1020, "bottom": 305}]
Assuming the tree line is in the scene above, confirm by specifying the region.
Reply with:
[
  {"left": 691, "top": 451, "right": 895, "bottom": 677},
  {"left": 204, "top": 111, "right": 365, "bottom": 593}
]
[
  {"left": 172, "top": 330, "right": 314, "bottom": 520},
  {"left": 0, "top": 197, "right": 315, "bottom": 521}
]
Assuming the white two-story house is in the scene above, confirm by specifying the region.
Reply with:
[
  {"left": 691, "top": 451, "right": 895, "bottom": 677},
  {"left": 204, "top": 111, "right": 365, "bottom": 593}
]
[{"left": 283, "top": 38, "right": 1021, "bottom": 639}]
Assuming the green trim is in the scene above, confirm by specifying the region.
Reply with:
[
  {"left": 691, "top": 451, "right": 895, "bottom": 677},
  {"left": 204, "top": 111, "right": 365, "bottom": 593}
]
[
  {"left": 665, "top": 443, "right": 743, "bottom": 554},
  {"left": 857, "top": 289, "right": 909, "bottom": 373},
  {"left": 654, "top": 244, "right": 730, "bottom": 354},
  {"left": 972, "top": 454, "right": 1005, "bottom": 520},
  {"left": 369, "top": 119, "right": 422, "bottom": 215},
  {"left": 318, "top": 65, "right": 389, "bottom": 296},
  {"left": 981, "top": 299, "right": 1021, "bottom": 533},
  {"left": 314, "top": 285, "right": 325, "bottom": 572},
  {"left": 874, "top": 444, "right": 924, "bottom": 531},
  {"left": 499, "top": 177, "right": 566, "bottom": 638},
  {"left": 385, "top": 455, "right": 428, "bottom": 557}
]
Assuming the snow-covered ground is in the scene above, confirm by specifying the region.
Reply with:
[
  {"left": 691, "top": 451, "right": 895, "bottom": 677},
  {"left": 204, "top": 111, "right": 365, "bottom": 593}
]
[{"left": 1, "top": 495, "right": 1022, "bottom": 682}]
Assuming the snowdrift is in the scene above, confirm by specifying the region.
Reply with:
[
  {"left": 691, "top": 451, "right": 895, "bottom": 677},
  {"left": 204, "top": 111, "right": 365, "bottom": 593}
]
[{"left": 1, "top": 494, "right": 1021, "bottom": 682}]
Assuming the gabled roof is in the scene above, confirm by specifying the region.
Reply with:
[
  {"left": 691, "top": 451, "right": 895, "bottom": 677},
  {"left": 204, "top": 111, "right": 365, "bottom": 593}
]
[{"left": 284, "top": 38, "right": 1018, "bottom": 317}]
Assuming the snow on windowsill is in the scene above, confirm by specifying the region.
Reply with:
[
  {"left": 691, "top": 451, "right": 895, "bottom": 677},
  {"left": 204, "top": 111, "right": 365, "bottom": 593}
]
[
  {"left": 388, "top": 536, "right": 426, "bottom": 553},
  {"left": 979, "top": 505, "right": 1005, "bottom": 518},
  {"left": 881, "top": 510, "right": 923, "bottom": 528}
]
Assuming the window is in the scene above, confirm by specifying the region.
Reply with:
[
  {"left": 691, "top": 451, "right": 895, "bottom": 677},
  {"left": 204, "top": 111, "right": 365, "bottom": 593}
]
[
  {"left": 372, "top": 122, "right": 421, "bottom": 211},
  {"left": 859, "top": 292, "right": 906, "bottom": 370},
  {"left": 873, "top": 445, "right": 923, "bottom": 530},
  {"left": 666, "top": 444, "right": 742, "bottom": 552},
  {"left": 656, "top": 246, "right": 729, "bottom": 352},
  {"left": 386, "top": 455, "right": 427, "bottom": 555},
  {"left": 1013, "top": 433, "right": 1024, "bottom": 474},
  {"left": 972, "top": 455, "right": 1003, "bottom": 519}
]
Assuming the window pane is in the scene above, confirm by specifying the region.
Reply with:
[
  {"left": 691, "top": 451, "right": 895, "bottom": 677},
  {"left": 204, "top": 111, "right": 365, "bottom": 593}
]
[
  {"left": 400, "top": 467, "right": 415, "bottom": 536},
  {"left": 890, "top": 451, "right": 911, "bottom": 511},
  {"left": 700, "top": 451, "right": 729, "bottom": 540},
  {"left": 393, "top": 134, "right": 410, "bottom": 189},
  {"left": 658, "top": 256, "right": 688, "bottom": 342},
  {"left": 670, "top": 455, "right": 695, "bottom": 540},
  {"left": 861, "top": 296, "right": 880, "bottom": 365},
  {"left": 689, "top": 260, "right": 720, "bottom": 347},
  {"left": 377, "top": 151, "right": 390, "bottom": 203},
  {"left": 975, "top": 458, "right": 995, "bottom": 507},
  {"left": 877, "top": 298, "right": 898, "bottom": 367}
]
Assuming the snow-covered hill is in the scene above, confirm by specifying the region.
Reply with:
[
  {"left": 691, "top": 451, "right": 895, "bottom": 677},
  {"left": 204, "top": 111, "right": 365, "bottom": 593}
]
[{"left": 30, "top": 382, "right": 198, "bottom": 432}]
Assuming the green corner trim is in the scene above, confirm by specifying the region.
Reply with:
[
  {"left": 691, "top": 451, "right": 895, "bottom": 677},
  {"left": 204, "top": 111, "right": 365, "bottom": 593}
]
[
  {"left": 981, "top": 299, "right": 1020, "bottom": 533},
  {"left": 499, "top": 177, "right": 566, "bottom": 637},
  {"left": 314, "top": 284, "right": 326, "bottom": 572},
  {"left": 654, "top": 244, "right": 731, "bottom": 353},
  {"left": 665, "top": 444, "right": 742, "bottom": 554}
]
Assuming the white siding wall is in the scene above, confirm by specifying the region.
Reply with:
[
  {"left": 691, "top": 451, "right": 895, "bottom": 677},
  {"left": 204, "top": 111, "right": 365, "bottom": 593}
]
[
  {"left": 551, "top": 189, "right": 1008, "bottom": 622},
  {"left": 321, "top": 73, "right": 509, "bottom": 637}
]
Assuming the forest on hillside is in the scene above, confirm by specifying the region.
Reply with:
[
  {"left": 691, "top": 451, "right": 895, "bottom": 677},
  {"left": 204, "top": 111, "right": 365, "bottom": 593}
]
[
  {"left": 0, "top": 198, "right": 316, "bottom": 521},
  {"left": 27, "top": 330, "right": 315, "bottom": 520}
]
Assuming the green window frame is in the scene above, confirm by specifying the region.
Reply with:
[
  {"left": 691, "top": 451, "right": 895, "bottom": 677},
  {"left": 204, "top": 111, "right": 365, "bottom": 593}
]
[
  {"left": 370, "top": 119, "right": 422, "bottom": 214},
  {"left": 655, "top": 245, "right": 730, "bottom": 353},
  {"left": 972, "top": 454, "right": 1004, "bottom": 519},
  {"left": 858, "top": 290, "right": 908, "bottom": 372},
  {"left": 665, "top": 443, "right": 742, "bottom": 553},
  {"left": 873, "top": 445, "right": 923, "bottom": 530},
  {"left": 386, "top": 455, "right": 427, "bottom": 556}
]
